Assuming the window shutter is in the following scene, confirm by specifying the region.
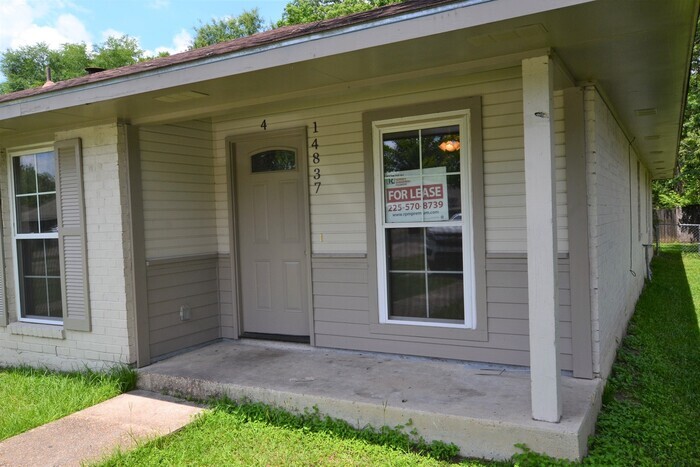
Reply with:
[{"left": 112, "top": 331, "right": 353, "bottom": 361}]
[{"left": 55, "top": 138, "right": 90, "bottom": 331}]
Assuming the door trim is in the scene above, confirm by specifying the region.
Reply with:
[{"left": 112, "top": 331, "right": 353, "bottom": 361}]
[{"left": 226, "top": 127, "right": 315, "bottom": 344}]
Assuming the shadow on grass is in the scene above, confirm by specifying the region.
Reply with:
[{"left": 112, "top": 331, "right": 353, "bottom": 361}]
[{"left": 584, "top": 245, "right": 700, "bottom": 465}]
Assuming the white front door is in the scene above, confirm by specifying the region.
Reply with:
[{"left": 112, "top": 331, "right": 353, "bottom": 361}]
[{"left": 234, "top": 130, "right": 310, "bottom": 337}]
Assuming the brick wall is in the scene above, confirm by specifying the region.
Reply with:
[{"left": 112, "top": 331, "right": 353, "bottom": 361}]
[
  {"left": 0, "top": 122, "right": 136, "bottom": 370},
  {"left": 585, "top": 88, "right": 648, "bottom": 378}
]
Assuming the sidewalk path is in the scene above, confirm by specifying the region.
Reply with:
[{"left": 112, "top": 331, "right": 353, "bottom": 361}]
[{"left": 0, "top": 390, "right": 203, "bottom": 466}]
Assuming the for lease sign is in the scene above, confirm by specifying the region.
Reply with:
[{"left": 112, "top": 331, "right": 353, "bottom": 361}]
[{"left": 384, "top": 167, "right": 449, "bottom": 223}]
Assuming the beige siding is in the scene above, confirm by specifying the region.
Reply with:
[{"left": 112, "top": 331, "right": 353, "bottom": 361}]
[
  {"left": 213, "top": 67, "right": 569, "bottom": 256},
  {"left": 585, "top": 88, "right": 648, "bottom": 378},
  {"left": 140, "top": 120, "right": 217, "bottom": 258},
  {"left": 147, "top": 255, "right": 220, "bottom": 359},
  {"left": 484, "top": 89, "right": 567, "bottom": 253},
  {"left": 312, "top": 256, "right": 573, "bottom": 369}
]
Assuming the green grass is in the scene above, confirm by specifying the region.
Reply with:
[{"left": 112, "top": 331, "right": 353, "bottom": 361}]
[
  {"left": 512, "top": 245, "right": 700, "bottom": 466},
  {"left": 0, "top": 365, "right": 136, "bottom": 441},
  {"left": 581, "top": 245, "right": 700, "bottom": 465},
  {"left": 95, "top": 399, "right": 472, "bottom": 466}
]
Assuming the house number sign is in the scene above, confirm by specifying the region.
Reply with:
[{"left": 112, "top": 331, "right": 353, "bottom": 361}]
[{"left": 311, "top": 121, "right": 321, "bottom": 194}]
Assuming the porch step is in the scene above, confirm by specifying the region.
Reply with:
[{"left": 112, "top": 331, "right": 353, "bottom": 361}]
[{"left": 137, "top": 340, "right": 603, "bottom": 461}]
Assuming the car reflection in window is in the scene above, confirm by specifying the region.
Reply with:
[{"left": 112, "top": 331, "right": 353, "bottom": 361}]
[{"left": 426, "top": 213, "right": 463, "bottom": 271}]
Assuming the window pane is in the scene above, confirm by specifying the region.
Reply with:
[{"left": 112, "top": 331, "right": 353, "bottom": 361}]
[
  {"left": 251, "top": 150, "right": 296, "bottom": 172},
  {"left": 388, "top": 272, "right": 426, "bottom": 319},
  {"left": 426, "top": 226, "right": 463, "bottom": 271},
  {"left": 18, "top": 239, "right": 62, "bottom": 320},
  {"left": 446, "top": 175, "right": 462, "bottom": 218},
  {"left": 428, "top": 273, "right": 464, "bottom": 321},
  {"left": 47, "top": 278, "right": 63, "bottom": 318},
  {"left": 39, "top": 194, "right": 58, "bottom": 233},
  {"left": 383, "top": 130, "right": 419, "bottom": 173},
  {"left": 36, "top": 152, "right": 56, "bottom": 192},
  {"left": 422, "top": 126, "right": 460, "bottom": 173},
  {"left": 13, "top": 155, "right": 36, "bottom": 195},
  {"left": 45, "top": 239, "right": 61, "bottom": 276},
  {"left": 22, "top": 277, "right": 49, "bottom": 317},
  {"left": 16, "top": 196, "right": 39, "bottom": 234},
  {"left": 387, "top": 228, "right": 424, "bottom": 271},
  {"left": 19, "top": 239, "right": 47, "bottom": 276}
]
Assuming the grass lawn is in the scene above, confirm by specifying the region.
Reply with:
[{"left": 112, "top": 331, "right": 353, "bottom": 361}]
[
  {"left": 0, "top": 366, "right": 136, "bottom": 441},
  {"left": 581, "top": 245, "right": 700, "bottom": 465}
]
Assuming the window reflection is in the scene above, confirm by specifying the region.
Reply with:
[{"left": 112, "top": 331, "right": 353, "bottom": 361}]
[{"left": 251, "top": 150, "right": 296, "bottom": 172}]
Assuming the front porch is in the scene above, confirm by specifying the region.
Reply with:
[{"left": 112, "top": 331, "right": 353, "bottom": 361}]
[{"left": 137, "top": 339, "right": 602, "bottom": 461}]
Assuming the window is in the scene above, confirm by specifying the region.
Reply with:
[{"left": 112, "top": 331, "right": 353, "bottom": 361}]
[
  {"left": 374, "top": 111, "right": 475, "bottom": 328},
  {"left": 251, "top": 150, "right": 296, "bottom": 173},
  {"left": 11, "top": 149, "right": 62, "bottom": 323}
]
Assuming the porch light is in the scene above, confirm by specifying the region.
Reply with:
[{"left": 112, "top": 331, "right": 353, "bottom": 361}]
[{"left": 439, "top": 140, "right": 460, "bottom": 152}]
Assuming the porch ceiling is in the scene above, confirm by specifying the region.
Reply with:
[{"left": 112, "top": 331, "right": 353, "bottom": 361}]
[{"left": 0, "top": 0, "right": 696, "bottom": 178}]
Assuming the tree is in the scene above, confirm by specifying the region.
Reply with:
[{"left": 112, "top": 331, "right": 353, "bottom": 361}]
[
  {"left": 653, "top": 20, "right": 700, "bottom": 208},
  {"left": 276, "top": 0, "right": 400, "bottom": 27},
  {"left": 0, "top": 35, "right": 145, "bottom": 94},
  {"left": 191, "top": 9, "right": 266, "bottom": 49},
  {"left": 90, "top": 35, "right": 144, "bottom": 69},
  {"left": 0, "top": 42, "right": 90, "bottom": 94}
]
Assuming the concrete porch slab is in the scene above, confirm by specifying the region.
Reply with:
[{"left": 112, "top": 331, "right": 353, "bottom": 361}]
[{"left": 137, "top": 339, "right": 603, "bottom": 461}]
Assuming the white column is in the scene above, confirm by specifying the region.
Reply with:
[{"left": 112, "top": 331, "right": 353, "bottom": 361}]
[{"left": 522, "top": 55, "right": 562, "bottom": 423}]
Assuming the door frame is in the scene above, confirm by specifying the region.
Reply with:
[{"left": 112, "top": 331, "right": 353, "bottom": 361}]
[{"left": 225, "top": 127, "right": 315, "bottom": 344}]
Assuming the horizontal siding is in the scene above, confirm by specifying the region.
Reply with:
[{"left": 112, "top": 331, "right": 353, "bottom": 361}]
[
  {"left": 213, "top": 67, "right": 569, "bottom": 256},
  {"left": 218, "top": 254, "right": 236, "bottom": 339},
  {"left": 147, "top": 256, "right": 220, "bottom": 359},
  {"left": 311, "top": 256, "right": 573, "bottom": 369},
  {"left": 140, "top": 120, "right": 217, "bottom": 258}
]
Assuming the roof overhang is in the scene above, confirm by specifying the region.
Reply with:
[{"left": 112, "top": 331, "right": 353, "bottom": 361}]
[{"left": 0, "top": 0, "right": 696, "bottom": 178}]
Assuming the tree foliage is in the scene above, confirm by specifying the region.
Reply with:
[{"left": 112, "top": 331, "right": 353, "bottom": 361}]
[
  {"left": 191, "top": 9, "right": 266, "bottom": 49},
  {"left": 90, "top": 35, "right": 143, "bottom": 70},
  {"left": 653, "top": 21, "right": 700, "bottom": 208},
  {"left": 0, "top": 42, "right": 88, "bottom": 93},
  {"left": 0, "top": 35, "right": 143, "bottom": 94},
  {"left": 277, "top": 0, "right": 399, "bottom": 26}
]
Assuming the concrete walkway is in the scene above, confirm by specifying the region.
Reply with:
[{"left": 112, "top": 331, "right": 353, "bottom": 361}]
[{"left": 0, "top": 390, "right": 203, "bottom": 467}]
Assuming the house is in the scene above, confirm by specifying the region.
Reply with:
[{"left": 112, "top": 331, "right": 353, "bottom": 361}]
[{"left": 0, "top": 0, "right": 696, "bottom": 460}]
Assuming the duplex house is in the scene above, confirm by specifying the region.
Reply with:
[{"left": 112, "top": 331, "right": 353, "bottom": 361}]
[{"left": 0, "top": 0, "right": 696, "bottom": 459}]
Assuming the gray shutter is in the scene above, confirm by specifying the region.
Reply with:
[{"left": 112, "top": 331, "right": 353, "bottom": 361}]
[{"left": 55, "top": 138, "right": 91, "bottom": 331}]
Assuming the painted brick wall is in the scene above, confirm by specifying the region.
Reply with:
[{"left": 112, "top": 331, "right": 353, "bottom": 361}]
[
  {"left": 585, "top": 88, "right": 648, "bottom": 378},
  {"left": 0, "top": 122, "right": 136, "bottom": 370}
]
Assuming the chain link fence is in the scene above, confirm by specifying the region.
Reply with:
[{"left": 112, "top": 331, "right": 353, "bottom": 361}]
[{"left": 656, "top": 223, "right": 700, "bottom": 253}]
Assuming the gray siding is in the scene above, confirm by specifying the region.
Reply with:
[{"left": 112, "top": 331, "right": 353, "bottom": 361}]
[
  {"left": 147, "top": 255, "right": 220, "bottom": 359},
  {"left": 140, "top": 120, "right": 217, "bottom": 258},
  {"left": 218, "top": 254, "right": 236, "bottom": 338},
  {"left": 312, "top": 256, "right": 573, "bottom": 369}
]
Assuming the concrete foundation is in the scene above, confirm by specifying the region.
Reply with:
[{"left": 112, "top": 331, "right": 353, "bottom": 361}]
[{"left": 137, "top": 339, "right": 603, "bottom": 461}]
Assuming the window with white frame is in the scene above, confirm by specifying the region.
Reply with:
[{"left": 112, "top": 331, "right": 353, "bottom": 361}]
[
  {"left": 373, "top": 111, "right": 475, "bottom": 328},
  {"left": 11, "top": 149, "right": 63, "bottom": 323}
]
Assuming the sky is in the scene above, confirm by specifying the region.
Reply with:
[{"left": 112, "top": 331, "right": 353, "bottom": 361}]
[{"left": 0, "top": 0, "right": 290, "bottom": 60}]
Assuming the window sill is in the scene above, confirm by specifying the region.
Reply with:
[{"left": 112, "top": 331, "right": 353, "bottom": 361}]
[{"left": 9, "top": 322, "right": 65, "bottom": 340}]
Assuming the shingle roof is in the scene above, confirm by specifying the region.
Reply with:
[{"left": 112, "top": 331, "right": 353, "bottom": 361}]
[{"left": 0, "top": 0, "right": 458, "bottom": 105}]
